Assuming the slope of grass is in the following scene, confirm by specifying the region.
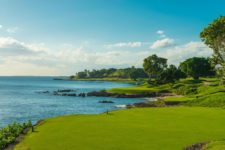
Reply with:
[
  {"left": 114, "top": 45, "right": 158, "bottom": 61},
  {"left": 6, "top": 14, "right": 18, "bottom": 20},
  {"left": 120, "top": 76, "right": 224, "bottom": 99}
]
[
  {"left": 204, "top": 141, "right": 225, "bottom": 150},
  {"left": 163, "top": 96, "right": 194, "bottom": 102},
  {"left": 183, "top": 79, "right": 225, "bottom": 108},
  {"left": 15, "top": 107, "right": 225, "bottom": 150},
  {"left": 186, "top": 92, "right": 225, "bottom": 108},
  {"left": 107, "top": 83, "right": 171, "bottom": 94},
  {"left": 108, "top": 78, "right": 225, "bottom": 107},
  {"left": 107, "top": 78, "right": 204, "bottom": 95}
]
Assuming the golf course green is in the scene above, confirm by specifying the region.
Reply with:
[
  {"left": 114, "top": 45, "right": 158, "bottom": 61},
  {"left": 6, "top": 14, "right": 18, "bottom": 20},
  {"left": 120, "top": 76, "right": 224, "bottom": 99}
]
[{"left": 15, "top": 107, "right": 225, "bottom": 150}]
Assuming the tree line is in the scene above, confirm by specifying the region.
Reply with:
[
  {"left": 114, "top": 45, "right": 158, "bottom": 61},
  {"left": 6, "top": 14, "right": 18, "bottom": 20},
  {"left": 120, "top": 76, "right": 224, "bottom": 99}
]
[
  {"left": 143, "top": 55, "right": 215, "bottom": 84},
  {"left": 71, "top": 67, "right": 148, "bottom": 80},
  {"left": 72, "top": 55, "right": 215, "bottom": 84}
]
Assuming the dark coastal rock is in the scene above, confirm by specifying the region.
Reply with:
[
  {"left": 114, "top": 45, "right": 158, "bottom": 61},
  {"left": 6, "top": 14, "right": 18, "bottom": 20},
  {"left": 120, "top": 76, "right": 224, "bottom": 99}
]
[
  {"left": 86, "top": 91, "right": 162, "bottom": 98},
  {"left": 53, "top": 92, "right": 86, "bottom": 97},
  {"left": 36, "top": 90, "right": 50, "bottom": 94},
  {"left": 63, "top": 93, "right": 77, "bottom": 96},
  {"left": 49, "top": 89, "right": 78, "bottom": 97},
  {"left": 53, "top": 78, "right": 63, "bottom": 80},
  {"left": 57, "top": 89, "right": 77, "bottom": 93},
  {"left": 78, "top": 93, "right": 86, "bottom": 97},
  {"left": 53, "top": 92, "right": 77, "bottom": 96},
  {"left": 98, "top": 100, "right": 114, "bottom": 103},
  {"left": 87, "top": 91, "right": 114, "bottom": 97}
]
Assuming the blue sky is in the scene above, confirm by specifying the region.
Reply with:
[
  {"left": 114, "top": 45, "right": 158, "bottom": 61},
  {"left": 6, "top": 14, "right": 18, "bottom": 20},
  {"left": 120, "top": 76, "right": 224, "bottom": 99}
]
[{"left": 0, "top": 0, "right": 224, "bottom": 75}]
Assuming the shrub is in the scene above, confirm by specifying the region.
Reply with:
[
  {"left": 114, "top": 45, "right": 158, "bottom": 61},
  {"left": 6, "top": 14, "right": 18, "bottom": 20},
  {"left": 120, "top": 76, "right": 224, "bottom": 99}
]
[{"left": 0, "top": 121, "right": 32, "bottom": 149}]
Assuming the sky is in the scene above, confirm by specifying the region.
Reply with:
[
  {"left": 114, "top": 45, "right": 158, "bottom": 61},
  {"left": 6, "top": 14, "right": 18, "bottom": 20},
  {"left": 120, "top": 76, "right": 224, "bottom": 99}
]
[{"left": 0, "top": 0, "right": 224, "bottom": 76}]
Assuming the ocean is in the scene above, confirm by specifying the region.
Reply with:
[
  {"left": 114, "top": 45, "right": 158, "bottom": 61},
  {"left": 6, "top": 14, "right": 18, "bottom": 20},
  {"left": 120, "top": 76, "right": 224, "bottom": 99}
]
[{"left": 0, "top": 77, "right": 144, "bottom": 127}]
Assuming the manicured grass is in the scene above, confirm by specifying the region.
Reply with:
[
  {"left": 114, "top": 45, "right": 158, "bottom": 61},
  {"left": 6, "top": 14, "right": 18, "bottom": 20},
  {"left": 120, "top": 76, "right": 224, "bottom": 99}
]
[
  {"left": 163, "top": 96, "right": 194, "bottom": 102},
  {"left": 108, "top": 83, "right": 171, "bottom": 94},
  {"left": 186, "top": 92, "right": 225, "bottom": 108},
  {"left": 15, "top": 107, "right": 225, "bottom": 150},
  {"left": 108, "top": 86, "right": 158, "bottom": 94}
]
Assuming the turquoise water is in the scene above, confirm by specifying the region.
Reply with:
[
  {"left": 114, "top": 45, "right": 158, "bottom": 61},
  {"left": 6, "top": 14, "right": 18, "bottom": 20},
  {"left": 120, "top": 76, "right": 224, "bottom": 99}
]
[{"left": 0, "top": 77, "right": 143, "bottom": 127}]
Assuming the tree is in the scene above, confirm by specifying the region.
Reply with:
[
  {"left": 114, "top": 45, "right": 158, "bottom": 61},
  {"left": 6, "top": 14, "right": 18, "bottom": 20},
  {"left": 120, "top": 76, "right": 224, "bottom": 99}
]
[
  {"left": 143, "top": 54, "right": 167, "bottom": 82},
  {"left": 76, "top": 71, "right": 87, "bottom": 78},
  {"left": 179, "top": 57, "right": 213, "bottom": 80},
  {"left": 128, "top": 66, "right": 138, "bottom": 80},
  {"left": 69, "top": 75, "right": 75, "bottom": 79},
  {"left": 200, "top": 16, "right": 225, "bottom": 83},
  {"left": 156, "top": 65, "right": 186, "bottom": 84},
  {"left": 129, "top": 66, "right": 148, "bottom": 81}
]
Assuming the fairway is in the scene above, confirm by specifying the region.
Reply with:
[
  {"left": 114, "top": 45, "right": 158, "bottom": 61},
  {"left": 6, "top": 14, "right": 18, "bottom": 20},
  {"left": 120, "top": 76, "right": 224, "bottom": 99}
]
[{"left": 15, "top": 107, "right": 225, "bottom": 150}]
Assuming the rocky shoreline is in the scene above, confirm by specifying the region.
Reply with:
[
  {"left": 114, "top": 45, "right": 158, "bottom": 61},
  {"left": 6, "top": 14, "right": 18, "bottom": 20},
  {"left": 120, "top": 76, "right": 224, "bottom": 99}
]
[
  {"left": 37, "top": 89, "right": 181, "bottom": 109},
  {"left": 38, "top": 89, "right": 173, "bottom": 99}
]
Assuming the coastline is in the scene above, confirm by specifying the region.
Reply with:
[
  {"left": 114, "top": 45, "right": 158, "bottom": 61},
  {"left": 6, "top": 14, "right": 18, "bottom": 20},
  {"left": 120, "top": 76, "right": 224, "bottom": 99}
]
[
  {"left": 58, "top": 77, "right": 139, "bottom": 84},
  {"left": 12, "top": 77, "right": 225, "bottom": 149}
]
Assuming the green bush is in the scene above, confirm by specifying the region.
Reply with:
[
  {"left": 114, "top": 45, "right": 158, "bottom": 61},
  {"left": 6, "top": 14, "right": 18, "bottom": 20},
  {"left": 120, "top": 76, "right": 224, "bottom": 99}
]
[{"left": 0, "top": 121, "right": 32, "bottom": 149}]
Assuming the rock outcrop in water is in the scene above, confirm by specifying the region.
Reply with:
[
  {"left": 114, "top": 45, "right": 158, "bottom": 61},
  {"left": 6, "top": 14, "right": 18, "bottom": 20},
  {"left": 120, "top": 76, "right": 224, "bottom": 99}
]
[
  {"left": 57, "top": 89, "right": 77, "bottom": 93},
  {"left": 87, "top": 90, "right": 164, "bottom": 98},
  {"left": 52, "top": 89, "right": 78, "bottom": 96},
  {"left": 78, "top": 93, "right": 86, "bottom": 97},
  {"left": 98, "top": 100, "right": 114, "bottom": 103},
  {"left": 53, "top": 92, "right": 77, "bottom": 96}
]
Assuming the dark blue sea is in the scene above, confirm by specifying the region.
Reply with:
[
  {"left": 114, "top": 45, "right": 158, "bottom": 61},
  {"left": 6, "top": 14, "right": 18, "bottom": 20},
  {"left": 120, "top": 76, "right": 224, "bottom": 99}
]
[{"left": 0, "top": 77, "right": 144, "bottom": 127}]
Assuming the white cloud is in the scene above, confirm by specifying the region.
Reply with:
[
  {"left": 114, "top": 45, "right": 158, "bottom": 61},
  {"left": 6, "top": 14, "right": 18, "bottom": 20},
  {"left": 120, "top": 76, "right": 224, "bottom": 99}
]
[
  {"left": 157, "top": 30, "right": 164, "bottom": 35},
  {"left": 151, "top": 41, "right": 213, "bottom": 65},
  {"left": 0, "top": 25, "right": 2, "bottom": 29},
  {"left": 26, "top": 43, "right": 49, "bottom": 51},
  {"left": 0, "top": 36, "right": 213, "bottom": 76},
  {"left": 0, "top": 37, "right": 44, "bottom": 56},
  {"left": 150, "top": 38, "right": 175, "bottom": 49},
  {"left": 6, "top": 27, "right": 18, "bottom": 33},
  {"left": 156, "top": 30, "right": 166, "bottom": 38},
  {"left": 36, "top": 41, "right": 212, "bottom": 73},
  {"left": 106, "top": 42, "right": 142, "bottom": 48}
]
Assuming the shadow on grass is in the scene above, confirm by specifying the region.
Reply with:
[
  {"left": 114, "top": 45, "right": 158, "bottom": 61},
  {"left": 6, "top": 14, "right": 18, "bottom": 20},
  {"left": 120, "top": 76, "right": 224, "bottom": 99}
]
[{"left": 181, "top": 79, "right": 203, "bottom": 84}]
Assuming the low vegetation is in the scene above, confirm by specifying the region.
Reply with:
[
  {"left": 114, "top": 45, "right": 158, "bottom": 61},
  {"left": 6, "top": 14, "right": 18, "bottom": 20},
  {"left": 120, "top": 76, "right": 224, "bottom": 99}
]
[
  {"left": 0, "top": 121, "right": 32, "bottom": 149},
  {"left": 108, "top": 77, "right": 225, "bottom": 108}
]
